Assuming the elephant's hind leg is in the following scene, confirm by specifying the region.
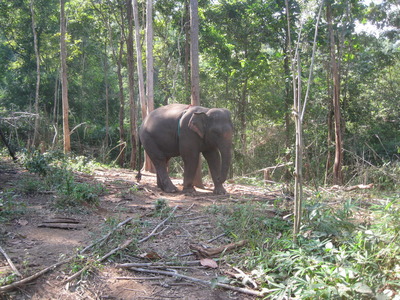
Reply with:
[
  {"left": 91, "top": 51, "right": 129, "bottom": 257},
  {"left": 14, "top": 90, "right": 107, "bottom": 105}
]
[{"left": 152, "top": 157, "right": 178, "bottom": 193}]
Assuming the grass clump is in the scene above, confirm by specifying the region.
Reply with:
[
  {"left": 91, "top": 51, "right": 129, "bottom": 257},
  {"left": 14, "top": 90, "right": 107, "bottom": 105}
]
[
  {"left": 0, "top": 189, "right": 26, "bottom": 222},
  {"left": 19, "top": 150, "right": 105, "bottom": 209},
  {"left": 209, "top": 192, "right": 400, "bottom": 299}
]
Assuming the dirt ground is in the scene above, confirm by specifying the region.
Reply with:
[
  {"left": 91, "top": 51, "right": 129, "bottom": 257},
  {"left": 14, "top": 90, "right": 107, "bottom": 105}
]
[{"left": 0, "top": 157, "right": 280, "bottom": 300}]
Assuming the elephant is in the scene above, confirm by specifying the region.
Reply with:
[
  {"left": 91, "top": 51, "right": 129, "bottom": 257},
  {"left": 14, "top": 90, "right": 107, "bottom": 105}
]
[{"left": 139, "top": 103, "right": 233, "bottom": 195}]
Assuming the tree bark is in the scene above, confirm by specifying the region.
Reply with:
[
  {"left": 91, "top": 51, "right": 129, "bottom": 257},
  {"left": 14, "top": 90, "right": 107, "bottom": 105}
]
[
  {"left": 127, "top": 0, "right": 137, "bottom": 170},
  {"left": 60, "top": 0, "right": 70, "bottom": 153},
  {"left": 103, "top": 43, "right": 110, "bottom": 150},
  {"left": 189, "top": 0, "right": 203, "bottom": 188},
  {"left": 326, "top": 1, "right": 343, "bottom": 185},
  {"left": 30, "top": 0, "right": 40, "bottom": 149},
  {"left": 117, "top": 36, "right": 126, "bottom": 167},
  {"left": 184, "top": 0, "right": 191, "bottom": 101},
  {"left": 143, "top": 0, "right": 155, "bottom": 172},
  {"left": 132, "top": 0, "right": 146, "bottom": 119},
  {"left": 190, "top": 0, "right": 200, "bottom": 106}
]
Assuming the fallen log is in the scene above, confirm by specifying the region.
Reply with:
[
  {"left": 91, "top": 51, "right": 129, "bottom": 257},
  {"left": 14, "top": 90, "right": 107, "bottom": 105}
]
[{"left": 128, "top": 267, "right": 265, "bottom": 297}]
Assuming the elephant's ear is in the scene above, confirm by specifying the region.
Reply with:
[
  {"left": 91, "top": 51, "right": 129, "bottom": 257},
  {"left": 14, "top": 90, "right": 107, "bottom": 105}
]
[{"left": 188, "top": 112, "right": 206, "bottom": 138}]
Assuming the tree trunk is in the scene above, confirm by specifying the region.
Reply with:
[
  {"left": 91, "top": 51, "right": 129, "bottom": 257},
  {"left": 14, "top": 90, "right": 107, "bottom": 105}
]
[
  {"left": 144, "top": 0, "right": 155, "bottom": 172},
  {"left": 146, "top": 0, "right": 154, "bottom": 114},
  {"left": 326, "top": 1, "right": 343, "bottom": 185},
  {"left": 30, "top": 0, "right": 40, "bottom": 149},
  {"left": 127, "top": 0, "right": 137, "bottom": 170},
  {"left": 132, "top": 0, "right": 146, "bottom": 119},
  {"left": 184, "top": 0, "right": 190, "bottom": 102},
  {"left": 117, "top": 36, "right": 126, "bottom": 167},
  {"left": 60, "top": 0, "right": 70, "bottom": 153},
  {"left": 189, "top": 0, "right": 203, "bottom": 188},
  {"left": 190, "top": 0, "right": 200, "bottom": 106},
  {"left": 103, "top": 43, "right": 110, "bottom": 150}
]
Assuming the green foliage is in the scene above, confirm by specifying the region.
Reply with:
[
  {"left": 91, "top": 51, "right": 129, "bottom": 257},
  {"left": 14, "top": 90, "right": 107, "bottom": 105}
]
[
  {"left": 153, "top": 198, "right": 172, "bottom": 217},
  {"left": 0, "top": 273, "right": 18, "bottom": 286},
  {"left": 20, "top": 151, "right": 105, "bottom": 209},
  {"left": 210, "top": 193, "right": 400, "bottom": 299},
  {"left": 0, "top": 189, "right": 26, "bottom": 222}
]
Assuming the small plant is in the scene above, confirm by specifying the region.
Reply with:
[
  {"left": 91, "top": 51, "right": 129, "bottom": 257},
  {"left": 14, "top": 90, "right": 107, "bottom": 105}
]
[
  {"left": 21, "top": 150, "right": 49, "bottom": 177},
  {"left": 0, "top": 273, "right": 18, "bottom": 286},
  {"left": 154, "top": 198, "right": 171, "bottom": 216},
  {"left": 0, "top": 189, "right": 26, "bottom": 222},
  {"left": 18, "top": 177, "right": 43, "bottom": 194}
]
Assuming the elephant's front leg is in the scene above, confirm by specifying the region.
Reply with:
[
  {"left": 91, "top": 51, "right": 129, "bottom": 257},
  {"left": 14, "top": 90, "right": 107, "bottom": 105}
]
[
  {"left": 203, "top": 150, "right": 226, "bottom": 195},
  {"left": 181, "top": 153, "right": 200, "bottom": 194}
]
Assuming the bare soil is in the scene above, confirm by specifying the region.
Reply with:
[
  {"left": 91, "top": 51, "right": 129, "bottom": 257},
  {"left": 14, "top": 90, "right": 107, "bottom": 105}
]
[{"left": 0, "top": 157, "right": 280, "bottom": 300}]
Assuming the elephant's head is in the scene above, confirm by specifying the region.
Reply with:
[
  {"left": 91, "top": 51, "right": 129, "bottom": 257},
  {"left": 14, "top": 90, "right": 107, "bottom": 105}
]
[{"left": 188, "top": 108, "right": 233, "bottom": 184}]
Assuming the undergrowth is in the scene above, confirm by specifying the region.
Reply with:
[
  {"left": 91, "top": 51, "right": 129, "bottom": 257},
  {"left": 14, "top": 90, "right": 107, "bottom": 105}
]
[
  {"left": 19, "top": 150, "right": 105, "bottom": 209},
  {"left": 209, "top": 192, "right": 400, "bottom": 299}
]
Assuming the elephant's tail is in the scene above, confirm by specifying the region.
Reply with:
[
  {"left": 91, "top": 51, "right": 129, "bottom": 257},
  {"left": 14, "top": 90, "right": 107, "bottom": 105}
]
[{"left": 135, "top": 137, "right": 142, "bottom": 182}]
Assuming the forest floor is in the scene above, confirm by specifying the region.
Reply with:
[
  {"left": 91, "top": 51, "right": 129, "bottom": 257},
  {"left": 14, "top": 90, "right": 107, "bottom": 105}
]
[{"left": 0, "top": 156, "right": 282, "bottom": 300}]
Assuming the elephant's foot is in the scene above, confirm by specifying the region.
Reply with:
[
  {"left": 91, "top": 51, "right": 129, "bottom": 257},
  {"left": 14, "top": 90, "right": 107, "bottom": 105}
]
[
  {"left": 183, "top": 186, "right": 196, "bottom": 194},
  {"left": 213, "top": 185, "right": 227, "bottom": 195},
  {"left": 163, "top": 183, "right": 178, "bottom": 193},
  {"left": 159, "top": 179, "right": 178, "bottom": 193}
]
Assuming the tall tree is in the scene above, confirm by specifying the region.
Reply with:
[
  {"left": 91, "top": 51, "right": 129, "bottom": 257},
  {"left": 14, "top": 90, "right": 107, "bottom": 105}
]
[
  {"left": 189, "top": 0, "right": 203, "bottom": 188},
  {"left": 190, "top": 0, "right": 200, "bottom": 106},
  {"left": 60, "top": 0, "right": 70, "bottom": 153},
  {"left": 132, "top": 0, "right": 146, "bottom": 119},
  {"left": 143, "top": 0, "right": 155, "bottom": 172},
  {"left": 146, "top": 0, "right": 154, "bottom": 114},
  {"left": 326, "top": 0, "right": 343, "bottom": 185},
  {"left": 127, "top": 0, "right": 137, "bottom": 169},
  {"left": 30, "top": 0, "right": 40, "bottom": 148},
  {"left": 117, "top": 6, "right": 126, "bottom": 167}
]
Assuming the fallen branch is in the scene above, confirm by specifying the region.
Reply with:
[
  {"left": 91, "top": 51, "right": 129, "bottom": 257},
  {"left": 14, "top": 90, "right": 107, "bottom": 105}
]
[
  {"left": 330, "top": 183, "right": 374, "bottom": 192},
  {"left": 0, "top": 245, "right": 22, "bottom": 277},
  {"left": 38, "top": 223, "right": 86, "bottom": 230},
  {"left": 117, "top": 259, "right": 220, "bottom": 269},
  {"left": 128, "top": 267, "right": 265, "bottom": 297},
  {"left": 0, "top": 256, "right": 75, "bottom": 294},
  {"left": 65, "top": 206, "right": 178, "bottom": 282},
  {"left": 207, "top": 233, "right": 226, "bottom": 243},
  {"left": 80, "top": 216, "right": 135, "bottom": 254},
  {"left": 189, "top": 240, "right": 247, "bottom": 258}
]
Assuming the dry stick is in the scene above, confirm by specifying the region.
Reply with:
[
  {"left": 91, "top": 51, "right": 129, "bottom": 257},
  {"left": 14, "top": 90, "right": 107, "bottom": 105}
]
[
  {"left": 117, "top": 259, "right": 219, "bottom": 268},
  {"left": 116, "top": 276, "right": 164, "bottom": 280},
  {"left": 80, "top": 216, "right": 135, "bottom": 254},
  {"left": 207, "top": 233, "right": 226, "bottom": 243},
  {"left": 0, "top": 245, "right": 22, "bottom": 277},
  {"left": 65, "top": 206, "right": 178, "bottom": 283},
  {"left": 128, "top": 267, "right": 264, "bottom": 297},
  {"left": 0, "top": 256, "right": 75, "bottom": 294}
]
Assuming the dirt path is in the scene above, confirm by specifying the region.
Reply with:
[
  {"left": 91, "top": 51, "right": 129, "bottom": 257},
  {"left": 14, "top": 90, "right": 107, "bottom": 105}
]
[{"left": 0, "top": 157, "right": 279, "bottom": 299}]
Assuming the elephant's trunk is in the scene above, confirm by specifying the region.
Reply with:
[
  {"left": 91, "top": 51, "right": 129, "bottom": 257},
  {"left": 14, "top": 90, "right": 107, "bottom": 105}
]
[{"left": 218, "top": 142, "right": 232, "bottom": 184}]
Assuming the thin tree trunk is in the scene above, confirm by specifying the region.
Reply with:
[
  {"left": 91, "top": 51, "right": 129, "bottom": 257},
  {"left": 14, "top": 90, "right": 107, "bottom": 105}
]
[
  {"left": 117, "top": 37, "right": 126, "bottom": 167},
  {"left": 143, "top": 0, "right": 155, "bottom": 172},
  {"left": 189, "top": 0, "right": 203, "bottom": 188},
  {"left": 60, "top": 0, "right": 70, "bottom": 153},
  {"left": 326, "top": 1, "right": 343, "bottom": 185},
  {"left": 184, "top": 0, "right": 190, "bottom": 101},
  {"left": 146, "top": 0, "right": 154, "bottom": 114},
  {"left": 31, "top": 0, "right": 40, "bottom": 149},
  {"left": 127, "top": 0, "right": 137, "bottom": 170},
  {"left": 132, "top": 0, "right": 146, "bottom": 119},
  {"left": 190, "top": 0, "right": 200, "bottom": 106},
  {"left": 103, "top": 44, "right": 110, "bottom": 150}
]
